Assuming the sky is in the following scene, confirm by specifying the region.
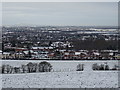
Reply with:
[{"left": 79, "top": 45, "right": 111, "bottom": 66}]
[{"left": 2, "top": 2, "right": 118, "bottom": 26}]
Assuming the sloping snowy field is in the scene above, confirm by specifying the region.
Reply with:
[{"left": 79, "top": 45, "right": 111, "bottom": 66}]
[
  {"left": 1, "top": 60, "right": 119, "bottom": 88},
  {"left": 2, "top": 71, "right": 118, "bottom": 88}
]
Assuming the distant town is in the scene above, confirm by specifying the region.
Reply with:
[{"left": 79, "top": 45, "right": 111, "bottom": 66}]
[{"left": 1, "top": 26, "right": 120, "bottom": 60}]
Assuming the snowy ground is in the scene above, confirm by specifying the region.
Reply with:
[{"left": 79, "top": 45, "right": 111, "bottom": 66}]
[
  {"left": 0, "top": 60, "right": 2, "bottom": 90},
  {"left": 2, "top": 71, "right": 118, "bottom": 88},
  {"left": 1, "top": 60, "right": 119, "bottom": 88}
]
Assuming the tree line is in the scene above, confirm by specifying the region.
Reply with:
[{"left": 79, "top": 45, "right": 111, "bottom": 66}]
[
  {"left": 92, "top": 63, "right": 119, "bottom": 70},
  {"left": 1, "top": 62, "right": 118, "bottom": 74},
  {"left": 1, "top": 61, "right": 52, "bottom": 74}
]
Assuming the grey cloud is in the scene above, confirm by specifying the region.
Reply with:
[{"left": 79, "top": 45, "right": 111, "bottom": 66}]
[{"left": 2, "top": 2, "right": 118, "bottom": 26}]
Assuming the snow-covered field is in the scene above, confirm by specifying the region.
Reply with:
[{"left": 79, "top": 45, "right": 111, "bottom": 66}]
[
  {"left": 1, "top": 60, "right": 119, "bottom": 88},
  {"left": 2, "top": 71, "right": 118, "bottom": 88},
  {"left": 0, "top": 60, "right": 2, "bottom": 90}
]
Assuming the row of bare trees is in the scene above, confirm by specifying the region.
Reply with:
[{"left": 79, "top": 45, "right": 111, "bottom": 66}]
[
  {"left": 1, "top": 61, "right": 52, "bottom": 74},
  {"left": 1, "top": 62, "right": 118, "bottom": 74},
  {"left": 92, "top": 63, "right": 119, "bottom": 70}
]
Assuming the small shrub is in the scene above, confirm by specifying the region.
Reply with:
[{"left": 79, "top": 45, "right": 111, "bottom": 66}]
[
  {"left": 21, "top": 64, "right": 28, "bottom": 73},
  {"left": 76, "top": 64, "right": 84, "bottom": 71},
  {"left": 99, "top": 64, "right": 104, "bottom": 70},
  {"left": 14, "top": 67, "right": 20, "bottom": 73},
  {"left": 111, "top": 65, "right": 118, "bottom": 70},
  {"left": 105, "top": 64, "right": 109, "bottom": 70},
  {"left": 92, "top": 63, "right": 98, "bottom": 70}
]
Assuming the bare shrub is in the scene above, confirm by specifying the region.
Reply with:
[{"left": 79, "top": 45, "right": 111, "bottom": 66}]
[{"left": 76, "top": 64, "right": 84, "bottom": 71}]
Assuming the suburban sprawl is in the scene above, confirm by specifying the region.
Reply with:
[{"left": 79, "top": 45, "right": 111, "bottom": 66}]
[{"left": 1, "top": 26, "right": 120, "bottom": 60}]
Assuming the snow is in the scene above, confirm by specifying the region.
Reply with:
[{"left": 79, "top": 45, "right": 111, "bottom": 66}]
[
  {"left": 93, "top": 52, "right": 100, "bottom": 56},
  {"left": 0, "top": 60, "right": 2, "bottom": 90},
  {"left": 2, "top": 71, "right": 118, "bottom": 88},
  {"left": 75, "top": 52, "right": 81, "bottom": 55},
  {"left": 32, "top": 47, "right": 53, "bottom": 50},
  {"left": 0, "top": 50, "right": 2, "bottom": 53},
  {"left": 1, "top": 60, "right": 119, "bottom": 88}
]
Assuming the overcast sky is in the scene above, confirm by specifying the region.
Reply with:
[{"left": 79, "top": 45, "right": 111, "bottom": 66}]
[{"left": 2, "top": 2, "right": 118, "bottom": 26}]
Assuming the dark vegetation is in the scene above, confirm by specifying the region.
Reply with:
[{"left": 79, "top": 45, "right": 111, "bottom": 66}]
[{"left": 72, "top": 39, "right": 118, "bottom": 50}]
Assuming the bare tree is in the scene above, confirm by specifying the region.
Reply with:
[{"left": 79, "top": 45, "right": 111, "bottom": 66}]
[
  {"left": 39, "top": 61, "right": 52, "bottom": 72},
  {"left": 27, "top": 62, "right": 34, "bottom": 73}
]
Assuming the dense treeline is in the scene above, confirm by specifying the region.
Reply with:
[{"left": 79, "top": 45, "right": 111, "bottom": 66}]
[{"left": 72, "top": 39, "right": 118, "bottom": 50}]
